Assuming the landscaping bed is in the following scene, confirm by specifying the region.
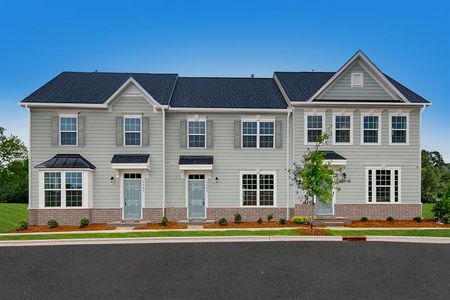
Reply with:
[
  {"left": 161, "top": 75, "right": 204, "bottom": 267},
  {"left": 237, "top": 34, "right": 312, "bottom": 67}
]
[
  {"left": 348, "top": 219, "right": 450, "bottom": 228},
  {"left": 204, "top": 221, "right": 307, "bottom": 229},
  {"left": 14, "top": 224, "right": 115, "bottom": 233},
  {"left": 134, "top": 222, "right": 187, "bottom": 230}
]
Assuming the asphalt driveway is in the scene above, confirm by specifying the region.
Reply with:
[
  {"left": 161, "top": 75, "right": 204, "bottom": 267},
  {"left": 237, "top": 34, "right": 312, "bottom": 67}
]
[{"left": 0, "top": 241, "right": 449, "bottom": 299}]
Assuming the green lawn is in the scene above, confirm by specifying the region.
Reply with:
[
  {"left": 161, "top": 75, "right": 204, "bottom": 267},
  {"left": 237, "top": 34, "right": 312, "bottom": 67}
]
[
  {"left": 327, "top": 229, "right": 450, "bottom": 237},
  {"left": 422, "top": 203, "right": 435, "bottom": 219},
  {"left": 0, "top": 229, "right": 305, "bottom": 241},
  {"left": 0, "top": 203, "right": 28, "bottom": 233}
]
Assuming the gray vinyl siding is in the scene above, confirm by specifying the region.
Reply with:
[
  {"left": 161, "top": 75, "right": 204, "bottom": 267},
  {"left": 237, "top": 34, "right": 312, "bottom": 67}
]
[
  {"left": 318, "top": 61, "right": 395, "bottom": 101},
  {"left": 165, "top": 113, "right": 289, "bottom": 208},
  {"left": 29, "top": 95, "right": 163, "bottom": 209},
  {"left": 291, "top": 106, "right": 421, "bottom": 205}
]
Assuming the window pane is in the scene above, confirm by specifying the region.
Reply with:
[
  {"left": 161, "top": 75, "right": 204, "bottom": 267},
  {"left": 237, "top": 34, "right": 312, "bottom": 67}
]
[
  {"left": 260, "top": 191, "right": 274, "bottom": 206},
  {"left": 363, "top": 130, "right": 378, "bottom": 143},
  {"left": 189, "top": 135, "right": 206, "bottom": 147},
  {"left": 60, "top": 117, "right": 77, "bottom": 131},
  {"left": 242, "top": 122, "right": 257, "bottom": 134},
  {"left": 392, "top": 116, "right": 407, "bottom": 129},
  {"left": 45, "top": 191, "right": 61, "bottom": 207},
  {"left": 243, "top": 135, "right": 257, "bottom": 148},
  {"left": 368, "top": 170, "right": 372, "bottom": 202},
  {"left": 125, "top": 118, "right": 141, "bottom": 132},
  {"left": 308, "top": 130, "right": 322, "bottom": 143},
  {"left": 44, "top": 173, "right": 61, "bottom": 189},
  {"left": 66, "top": 191, "right": 82, "bottom": 207},
  {"left": 60, "top": 132, "right": 77, "bottom": 145},
  {"left": 307, "top": 116, "right": 322, "bottom": 129},
  {"left": 125, "top": 132, "right": 141, "bottom": 145},
  {"left": 243, "top": 191, "right": 257, "bottom": 206},
  {"left": 242, "top": 174, "right": 257, "bottom": 190},
  {"left": 259, "top": 122, "right": 274, "bottom": 134},
  {"left": 364, "top": 116, "right": 379, "bottom": 129},
  {"left": 394, "top": 170, "right": 399, "bottom": 202},
  {"left": 335, "top": 130, "right": 350, "bottom": 143},
  {"left": 375, "top": 170, "right": 391, "bottom": 202},
  {"left": 392, "top": 130, "right": 406, "bottom": 143},
  {"left": 66, "top": 172, "right": 82, "bottom": 189},
  {"left": 188, "top": 121, "right": 206, "bottom": 134},
  {"left": 260, "top": 174, "right": 274, "bottom": 190},
  {"left": 260, "top": 135, "right": 274, "bottom": 148},
  {"left": 335, "top": 116, "right": 350, "bottom": 129}
]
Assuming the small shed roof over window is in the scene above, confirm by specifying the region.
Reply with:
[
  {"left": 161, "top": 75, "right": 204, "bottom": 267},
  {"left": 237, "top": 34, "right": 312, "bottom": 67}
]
[{"left": 35, "top": 154, "right": 96, "bottom": 170}]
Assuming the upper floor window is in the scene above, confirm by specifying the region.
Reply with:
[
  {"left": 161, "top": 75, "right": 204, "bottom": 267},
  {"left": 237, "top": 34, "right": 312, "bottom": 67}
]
[
  {"left": 124, "top": 115, "right": 142, "bottom": 146},
  {"left": 333, "top": 113, "right": 353, "bottom": 144},
  {"left": 390, "top": 114, "right": 408, "bottom": 144},
  {"left": 351, "top": 72, "right": 363, "bottom": 87},
  {"left": 188, "top": 119, "right": 206, "bottom": 148},
  {"left": 60, "top": 115, "right": 77, "bottom": 146},
  {"left": 361, "top": 113, "right": 381, "bottom": 145},
  {"left": 242, "top": 120, "right": 275, "bottom": 149},
  {"left": 305, "top": 113, "right": 324, "bottom": 144},
  {"left": 367, "top": 168, "right": 400, "bottom": 203}
]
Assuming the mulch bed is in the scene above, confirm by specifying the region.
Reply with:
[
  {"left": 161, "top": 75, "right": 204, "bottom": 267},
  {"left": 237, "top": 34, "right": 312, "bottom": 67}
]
[
  {"left": 134, "top": 222, "right": 187, "bottom": 230},
  {"left": 14, "top": 224, "right": 116, "bottom": 233},
  {"left": 348, "top": 219, "right": 450, "bottom": 228},
  {"left": 204, "top": 221, "right": 307, "bottom": 229}
]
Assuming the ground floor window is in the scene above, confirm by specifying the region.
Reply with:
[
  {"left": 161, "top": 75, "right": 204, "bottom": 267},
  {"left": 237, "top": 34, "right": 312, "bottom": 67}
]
[
  {"left": 43, "top": 171, "right": 83, "bottom": 207},
  {"left": 241, "top": 172, "right": 275, "bottom": 206},
  {"left": 367, "top": 168, "right": 400, "bottom": 203}
]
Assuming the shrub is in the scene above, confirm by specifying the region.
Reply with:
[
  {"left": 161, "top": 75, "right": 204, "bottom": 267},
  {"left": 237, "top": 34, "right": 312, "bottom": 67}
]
[
  {"left": 386, "top": 216, "right": 394, "bottom": 222},
  {"left": 17, "top": 221, "right": 28, "bottom": 231},
  {"left": 218, "top": 218, "right": 227, "bottom": 226},
  {"left": 160, "top": 216, "right": 169, "bottom": 226},
  {"left": 256, "top": 217, "right": 263, "bottom": 224},
  {"left": 291, "top": 216, "right": 308, "bottom": 225},
  {"left": 433, "top": 196, "right": 450, "bottom": 224},
  {"left": 279, "top": 218, "right": 287, "bottom": 225},
  {"left": 80, "top": 218, "right": 90, "bottom": 228},
  {"left": 360, "top": 217, "right": 369, "bottom": 222},
  {"left": 47, "top": 219, "right": 58, "bottom": 228},
  {"left": 413, "top": 216, "right": 423, "bottom": 223},
  {"left": 234, "top": 213, "right": 242, "bottom": 224},
  {"left": 267, "top": 212, "right": 274, "bottom": 222}
]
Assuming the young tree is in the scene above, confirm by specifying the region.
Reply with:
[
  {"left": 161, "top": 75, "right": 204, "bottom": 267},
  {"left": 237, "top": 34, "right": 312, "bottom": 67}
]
[{"left": 290, "top": 132, "right": 349, "bottom": 230}]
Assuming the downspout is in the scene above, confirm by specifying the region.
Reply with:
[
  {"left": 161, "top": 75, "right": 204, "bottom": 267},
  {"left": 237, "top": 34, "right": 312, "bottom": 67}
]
[
  {"left": 162, "top": 107, "right": 166, "bottom": 217},
  {"left": 27, "top": 106, "right": 31, "bottom": 210},
  {"left": 286, "top": 108, "right": 292, "bottom": 220}
]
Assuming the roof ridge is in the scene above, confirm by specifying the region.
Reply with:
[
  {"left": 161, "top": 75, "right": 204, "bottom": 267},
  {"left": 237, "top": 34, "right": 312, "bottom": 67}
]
[
  {"left": 178, "top": 76, "right": 274, "bottom": 80},
  {"left": 61, "top": 71, "right": 179, "bottom": 75}
]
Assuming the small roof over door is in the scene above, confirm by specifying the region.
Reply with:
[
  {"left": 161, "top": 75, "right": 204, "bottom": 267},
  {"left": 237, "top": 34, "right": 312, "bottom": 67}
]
[
  {"left": 179, "top": 155, "right": 213, "bottom": 171},
  {"left": 111, "top": 154, "right": 150, "bottom": 170}
]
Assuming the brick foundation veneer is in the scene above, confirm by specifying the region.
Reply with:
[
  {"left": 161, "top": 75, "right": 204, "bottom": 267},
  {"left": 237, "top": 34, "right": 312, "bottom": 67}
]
[
  {"left": 28, "top": 209, "right": 122, "bottom": 226},
  {"left": 143, "top": 208, "right": 163, "bottom": 222},
  {"left": 207, "top": 208, "right": 290, "bottom": 221}
]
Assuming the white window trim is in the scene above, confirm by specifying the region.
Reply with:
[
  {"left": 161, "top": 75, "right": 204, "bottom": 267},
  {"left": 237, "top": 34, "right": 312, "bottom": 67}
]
[
  {"left": 304, "top": 112, "right": 325, "bottom": 145},
  {"left": 239, "top": 170, "right": 277, "bottom": 207},
  {"left": 389, "top": 112, "right": 409, "bottom": 145},
  {"left": 332, "top": 112, "right": 353, "bottom": 145},
  {"left": 365, "top": 167, "right": 401, "bottom": 203},
  {"left": 39, "top": 170, "right": 90, "bottom": 209},
  {"left": 361, "top": 112, "right": 381, "bottom": 145},
  {"left": 123, "top": 115, "right": 142, "bottom": 147},
  {"left": 351, "top": 72, "right": 364, "bottom": 87},
  {"left": 59, "top": 114, "right": 78, "bottom": 146},
  {"left": 241, "top": 118, "right": 275, "bottom": 149},
  {"left": 187, "top": 118, "right": 207, "bottom": 149}
]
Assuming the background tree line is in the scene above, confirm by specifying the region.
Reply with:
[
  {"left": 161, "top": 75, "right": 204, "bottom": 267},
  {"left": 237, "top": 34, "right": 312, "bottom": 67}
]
[{"left": 422, "top": 150, "right": 450, "bottom": 203}]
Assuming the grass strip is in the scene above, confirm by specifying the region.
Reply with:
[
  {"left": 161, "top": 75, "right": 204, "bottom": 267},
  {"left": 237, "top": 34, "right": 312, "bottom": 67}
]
[
  {"left": 326, "top": 229, "right": 450, "bottom": 237},
  {"left": 0, "top": 229, "right": 305, "bottom": 241},
  {"left": 0, "top": 204, "right": 28, "bottom": 233}
]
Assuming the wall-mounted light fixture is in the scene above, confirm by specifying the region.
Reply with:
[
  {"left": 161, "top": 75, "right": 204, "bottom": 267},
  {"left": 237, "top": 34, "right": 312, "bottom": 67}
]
[
  {"left": 215, "top": 176, "right": 219, "bottom": 183},
  {"left": 110, "top": 176, "right": 115, "bottom": 183}
]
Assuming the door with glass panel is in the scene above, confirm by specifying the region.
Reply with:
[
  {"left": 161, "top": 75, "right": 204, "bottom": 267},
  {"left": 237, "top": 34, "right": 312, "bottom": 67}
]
[
  {"left": 188, "top": 174, "right": 206, "bottom": 219},
  {"left": 123, "top": 173, "right": 142, "bottom": 219}
]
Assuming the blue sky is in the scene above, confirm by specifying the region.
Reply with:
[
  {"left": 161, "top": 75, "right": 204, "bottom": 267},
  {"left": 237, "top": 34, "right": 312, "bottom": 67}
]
[{"left": 0, "top": 0, "right": 449, "bottom": 159}]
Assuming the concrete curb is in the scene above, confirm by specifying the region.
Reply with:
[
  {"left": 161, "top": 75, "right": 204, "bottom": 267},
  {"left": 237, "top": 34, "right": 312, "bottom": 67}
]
[{"left": 367, "top": 236, "right": 450, "bottom": 244}]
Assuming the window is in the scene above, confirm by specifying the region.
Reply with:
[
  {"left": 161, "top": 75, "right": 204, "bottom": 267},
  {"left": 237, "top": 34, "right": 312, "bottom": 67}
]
[
  {"left": 188, "top": 120, "right": 206, "bottom": 148},
  {"left": 242, "top": 120, "right": 275, "bottom": 149},
  {"left": 367, "top": 168, "right": 400, "bottom": 203},
  {"left": 43, "top": 171, "right": 83, "bottom": 207},
  {"left": 60, "top": 115, "right": 77, "bottom": 145},
  {"left": 124, "top": 116, "right": 142, "bottom": 146},
  {"left": 390, "top": 114, "right": 408, "bottom": 144},
  {"left": 124, "top": 173, "right": 142, "bottom": 179},
  {"left": 241, "top": 172, "right": 275, "bottom": 206},
  {"left": 361, "top": 114, "right": 381, "bottom": 144},
  {"left": 351, "top": 72, "right": 363, "bottom": 87},
  {"left": 333, "top": 114, "right": 352, "bottom": 144},
  {"left": 305, "top": 113, "right": 324, "bottom": 144}
]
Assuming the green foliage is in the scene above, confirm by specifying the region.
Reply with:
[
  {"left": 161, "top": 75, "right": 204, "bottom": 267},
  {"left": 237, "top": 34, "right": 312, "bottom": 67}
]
[
  {"left": 386, "top": 216, "right": 394, "bottom": 222},
  {"left": 432, "top": 190, "right": 450, "bottom": 224},
  {"left": 80, "top": 218, "right": 90, "bottom": 228},
  {"left": 18, "top": 221, "right": 28, "bottom": 230},
  {"left": 360, "top": 217, "right": 369, "bottom": 222},
  {"left": 291, "top": 216, "right": 308, "bottom": 225},
  {"left": 47, "top": 219, "right": 58, "bottom": 228},
  {"left": 279, "top": 218, "right": 287, "bottom": 225},
  {"left": 421, "top": 150, "right": 449, "bottom": 203},
  {"left": 218, "top": 218, "right": 227, "bottom": 226},
  {"left": 413, "top": 216, "right": 422, "bottom": 223},
  {"left": 160, "top": 216, "right": 169, "bottom": 226},
  {"left": 267, "top": 212, "right": 274, "bottom": 222},
  {"left": 256, "top": 217, "right": 262, "bottom": 224},
  {"left": 234, "top": 212, "right": 242, "bottom": 224}
]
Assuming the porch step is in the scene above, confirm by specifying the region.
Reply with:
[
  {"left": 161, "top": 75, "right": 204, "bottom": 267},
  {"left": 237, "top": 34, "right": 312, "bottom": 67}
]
[
  {"left": 109, "top": 220, "right": 148, "bottom": 228},
  {"left": 313, "top": 217, "right": 351, "bottom": 226},
  {"left": 179, "top": 219, "right": 215, "bottom": 225}
]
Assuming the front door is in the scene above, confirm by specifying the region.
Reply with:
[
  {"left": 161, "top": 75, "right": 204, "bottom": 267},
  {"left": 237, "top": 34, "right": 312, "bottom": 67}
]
[
  {"left": 188, "top": 174, "right": 206, "bottom": 219},
  {"left": 124, "top": 174, "right": 142, "bottom": 219},
  {"left": 316, "top": 195, "right": 334, "bottom": 215}
]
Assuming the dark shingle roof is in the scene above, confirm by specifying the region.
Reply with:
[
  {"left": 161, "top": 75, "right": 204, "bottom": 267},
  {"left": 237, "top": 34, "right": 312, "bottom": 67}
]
[
  {"left": 35, "top": 154, "right": 95, "bottom": 169},
  {"left": 179, "top": 156, "right": 214, "bottom": 165},
  {"left": 21, "top": 72, "right": 178, "bottom": 105},
  {"left": 170, "top": 77, "right": 287, "bottom": 109},
  {"left": 111, "top": 154, "right": 150, "bottom": 164},
  {"left": 274, "top": 72, "right": 429, "bottom": 103},
  {"left": 319, "top": 151, "right": 346, "bottom": 161}
]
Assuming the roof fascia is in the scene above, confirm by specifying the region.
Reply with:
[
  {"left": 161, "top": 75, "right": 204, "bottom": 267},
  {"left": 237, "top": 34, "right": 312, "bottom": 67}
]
[
  {"left": 290, "top": 101, "right": 430, "bottom": 107},
  {"left": 168, "top": 107, "right": 290, "bottom": 113}
]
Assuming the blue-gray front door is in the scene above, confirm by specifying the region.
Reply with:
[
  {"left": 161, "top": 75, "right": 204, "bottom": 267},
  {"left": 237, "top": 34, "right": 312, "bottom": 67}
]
[
  {"left": 316, "top": 197, "right": 334, "bottom": 215},
  {"left": 124, "top": 178, "right": 141, "bottom": 219},
  {"left": 188, "top": 175, "right": 206, "bottom": 219}
]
